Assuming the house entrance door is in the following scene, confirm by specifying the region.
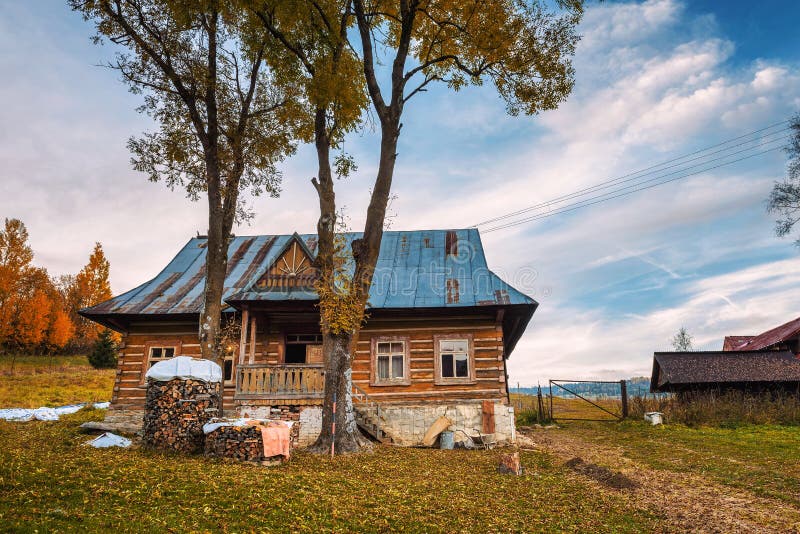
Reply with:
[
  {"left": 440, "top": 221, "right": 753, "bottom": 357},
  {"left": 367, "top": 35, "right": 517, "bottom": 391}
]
[{"left": 285, "top": 334, "right": 323, "bottom": 364}]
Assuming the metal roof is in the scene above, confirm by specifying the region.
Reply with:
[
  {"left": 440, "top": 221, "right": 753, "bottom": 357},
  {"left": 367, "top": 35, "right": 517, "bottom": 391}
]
[
  {"left": 82, "top": 229, "right": 536, "bottom": 316},
  {"left": 727, "top": 316, "right": 800, "bottom": 353},
  {"left": 722, "top": 335, "right": 755, "bottom": 351},
  {"left": 651, "top": 351, "right": 800, "bottom": 392}
]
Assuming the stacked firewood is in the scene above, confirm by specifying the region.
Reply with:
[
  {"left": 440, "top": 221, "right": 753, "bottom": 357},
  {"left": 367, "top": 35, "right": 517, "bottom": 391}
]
[
  {"left": 204, "top": 422, "right": 300, "bottom": 463},
  {"left": 204, "top": 425, "right": 266, "bottom": 463},
  {"left": 142, "top": 378, "right": 222, "bottom": 454}
]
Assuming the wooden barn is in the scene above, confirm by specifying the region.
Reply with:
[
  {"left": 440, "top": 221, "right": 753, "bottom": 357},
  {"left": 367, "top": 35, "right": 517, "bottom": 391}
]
[
  {"left": 80, "top": 229, "right": 537, "bottom": 445},
  {"left": 650, "top": 351, "right": 800, "bottom": 394}
]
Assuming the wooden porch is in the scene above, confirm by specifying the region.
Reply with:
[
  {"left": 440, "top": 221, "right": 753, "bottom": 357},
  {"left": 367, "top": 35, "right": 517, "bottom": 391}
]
[{"left": 235, "top": 364, "right": 325, "bottom": 402}]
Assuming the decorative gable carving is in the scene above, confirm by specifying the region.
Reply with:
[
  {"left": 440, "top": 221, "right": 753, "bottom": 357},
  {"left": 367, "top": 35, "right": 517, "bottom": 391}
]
[{"left": 256, "top": 234, "right": 318, "bottom": 289}]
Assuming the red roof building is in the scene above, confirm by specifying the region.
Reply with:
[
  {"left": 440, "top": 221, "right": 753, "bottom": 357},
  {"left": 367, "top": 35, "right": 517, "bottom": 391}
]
[{"left": 723, "top": 316, "right": 800, "bottom": 355}]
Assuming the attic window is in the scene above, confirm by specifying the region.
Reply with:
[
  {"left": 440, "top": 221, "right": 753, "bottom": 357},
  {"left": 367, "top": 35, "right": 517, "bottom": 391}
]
[{"left": 257, "top": 237, "right": 318, "bottom": 289}]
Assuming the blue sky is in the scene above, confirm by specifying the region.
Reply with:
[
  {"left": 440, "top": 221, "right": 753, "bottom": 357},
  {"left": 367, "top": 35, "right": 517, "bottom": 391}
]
[{"left": 1, "top": 0, "right": 799, "bottom": 383}]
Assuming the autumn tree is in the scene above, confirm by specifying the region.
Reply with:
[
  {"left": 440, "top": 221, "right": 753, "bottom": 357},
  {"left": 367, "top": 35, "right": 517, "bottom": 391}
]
[
  {"left": 72, "top": 0, "right": 304, "bottom": 364},
  {"left": 768, "top": 113, "right": 800, "bottom": 246},
  {"left": 246, "top": 0, "right": 583, "bottom": 453},
  {"left": 68, "top": 242, "right": 113, "bottom": 346}
]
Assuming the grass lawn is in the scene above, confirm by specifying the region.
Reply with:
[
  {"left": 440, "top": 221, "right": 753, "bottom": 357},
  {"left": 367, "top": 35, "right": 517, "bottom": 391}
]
[
  {"left": 0, "top": 409, "right": 665, "bottom": 532},
  {"left": 556, "top": 421, "right": 800, "bottom": 506},
  {"left": 0, "top": 354, "right": 115, "bottom": 408}
]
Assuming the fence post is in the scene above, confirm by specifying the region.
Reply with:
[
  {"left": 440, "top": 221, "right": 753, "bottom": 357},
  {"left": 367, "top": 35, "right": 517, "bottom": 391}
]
[
  {"left": 620, "top": 380, "right": 629, "bottom": 419},
  {"left": 536, "top": 385, "right": 544, "bottom": 424}
]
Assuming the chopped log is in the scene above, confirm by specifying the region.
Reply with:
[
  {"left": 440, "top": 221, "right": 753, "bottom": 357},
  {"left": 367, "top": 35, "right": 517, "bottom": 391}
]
[{"left": 497, "top": 452, "right": 522, "bottom": 475}]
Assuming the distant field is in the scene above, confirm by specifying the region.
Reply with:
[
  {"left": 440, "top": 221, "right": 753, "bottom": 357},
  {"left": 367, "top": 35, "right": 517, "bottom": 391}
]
[
  {"left": 511, "top": 392, "right": 623, "bottom": 422},
  {"left": 0, "top": 355, "right": 114, "bottom": 408}
]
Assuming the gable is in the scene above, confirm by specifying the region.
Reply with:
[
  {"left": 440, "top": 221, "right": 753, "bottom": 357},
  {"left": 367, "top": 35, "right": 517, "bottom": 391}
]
[{"left": 255, "top": 234, "right": 318, "bottom": 290}]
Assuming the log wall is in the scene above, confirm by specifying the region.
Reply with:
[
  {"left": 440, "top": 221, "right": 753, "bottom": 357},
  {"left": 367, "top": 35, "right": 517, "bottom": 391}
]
[{"left": 109, "top": 314, "right": 508, "bottom": 412}]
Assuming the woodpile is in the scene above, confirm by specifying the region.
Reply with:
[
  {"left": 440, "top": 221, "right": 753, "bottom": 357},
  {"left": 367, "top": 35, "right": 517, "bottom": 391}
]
[
  {"left": 204, "top": 421, "right": 300, "bottom": 463},
  {"left": 204, "top": 426, "right": 266, "bottom": 463},
  {"left": 142, "top": 378, "right": 222, "bottom": 454}
]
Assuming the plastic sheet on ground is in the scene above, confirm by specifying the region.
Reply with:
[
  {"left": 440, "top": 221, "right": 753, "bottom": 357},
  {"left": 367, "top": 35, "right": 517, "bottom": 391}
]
[
  {"left": 203, "top": 418, "right": 293, "bottom": 434},
  {"left": 0, "top": 401, "right": 111, "bottom": 422},
  {"left": 85, "top": 432, "right": 131, "bottom": 448},
  {"left": 145, "top": 356, "right": 222, "bottom": 383}
]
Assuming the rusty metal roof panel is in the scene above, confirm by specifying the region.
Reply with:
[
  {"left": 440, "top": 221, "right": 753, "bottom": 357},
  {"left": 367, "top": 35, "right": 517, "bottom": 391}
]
[
  {"left": 82, "top": 229, "right": 537, "bottom": 316},
  {"left": 729, "top": 316, "right": 800, "bottom": 353}
]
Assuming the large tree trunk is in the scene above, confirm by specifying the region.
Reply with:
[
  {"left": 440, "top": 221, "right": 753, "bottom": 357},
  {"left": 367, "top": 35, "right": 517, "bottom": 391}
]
[
  {"left": 309, "top": 108, "right": 370, "bottom": 453},
  {"left": 199, "top": 186, "right": 228, "bottom": 365},
  {"left": 308, "top": 331, "right": 371, "bottom": 453}
]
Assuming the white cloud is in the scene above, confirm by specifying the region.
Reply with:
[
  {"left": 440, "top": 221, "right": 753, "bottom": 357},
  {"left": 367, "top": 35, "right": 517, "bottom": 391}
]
[{"left": 508, "top": 256, "right": 800, "bottom": 384}]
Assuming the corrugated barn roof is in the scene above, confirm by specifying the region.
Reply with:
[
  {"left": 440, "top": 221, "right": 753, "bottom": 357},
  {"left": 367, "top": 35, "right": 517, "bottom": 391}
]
[
  {"left": 82, "top": 229, "right": 536, "bottom": 316},
  {"left": 727, "top": 316, "right": 800, "bottom": 353}
]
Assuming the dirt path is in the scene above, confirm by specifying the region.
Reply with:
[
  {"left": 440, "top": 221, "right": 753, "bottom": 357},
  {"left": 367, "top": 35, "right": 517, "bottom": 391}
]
[{"left": 518, "top": 427, "right": 800, "bottom": 533}]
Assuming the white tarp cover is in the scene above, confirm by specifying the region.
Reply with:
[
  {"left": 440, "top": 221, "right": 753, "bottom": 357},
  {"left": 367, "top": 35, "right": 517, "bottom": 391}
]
[
  {"left": 0, "top": 402, "right": 111, "bottom": 422},
  {"left": 0, "top": 402, "right": 109, "bottom": 422},
  {"left": 145, "top": 356, "right": 222, "bottom": 383},
  {"left": 85, "top": 432, "right": 132, "bottom": 448},
  {"left": 203, "top": 418, "right": 293, "bottom": 434}
]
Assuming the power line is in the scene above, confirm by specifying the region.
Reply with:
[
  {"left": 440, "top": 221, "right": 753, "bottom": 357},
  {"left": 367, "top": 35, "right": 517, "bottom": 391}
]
[
  {"left": 481, "top": 144, "right": 785, "bottom": 233},
  {"left": 473, "top": 119, "right": 790, "bottom": 228}
]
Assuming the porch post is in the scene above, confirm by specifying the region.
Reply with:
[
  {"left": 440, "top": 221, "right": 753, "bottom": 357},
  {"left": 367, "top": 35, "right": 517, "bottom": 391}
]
[
  {"left": 249, "top": 315, "right": 257, "bottom": 364},
  {"left": 239, "top": 307, "right": 249, "bottom": 365}
]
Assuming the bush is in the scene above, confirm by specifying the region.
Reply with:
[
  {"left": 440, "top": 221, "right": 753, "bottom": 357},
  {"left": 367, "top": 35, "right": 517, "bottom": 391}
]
[
  {"left": 629, "top": 390, "right": 800, "bottom": 427},
  {"left": 87, "top": 330, "right": 118, "bottom": 369}
]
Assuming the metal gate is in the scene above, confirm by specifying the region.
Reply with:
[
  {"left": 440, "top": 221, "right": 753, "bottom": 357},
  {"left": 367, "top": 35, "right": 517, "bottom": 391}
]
[{"left": 548, "top": 379, "right": 629, "bottom": 422}]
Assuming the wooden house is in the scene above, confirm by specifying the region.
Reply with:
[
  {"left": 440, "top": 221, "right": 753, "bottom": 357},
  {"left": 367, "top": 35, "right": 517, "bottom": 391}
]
[{"left": 81, "top": 229, "right": 537, "bottom": 445}]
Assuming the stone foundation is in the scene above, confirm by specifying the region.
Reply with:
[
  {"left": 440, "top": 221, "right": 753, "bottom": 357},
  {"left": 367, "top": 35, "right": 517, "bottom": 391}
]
[
  {"left": 374, "top": 401, "right": 515, "bottom": 447},
  {"left": 236, "top": 401, "right": 514, "bottom": 448}
]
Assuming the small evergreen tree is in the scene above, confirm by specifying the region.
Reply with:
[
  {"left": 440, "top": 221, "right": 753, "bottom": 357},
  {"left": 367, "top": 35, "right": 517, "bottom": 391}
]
[{"left": 88, "top": 329, "right": 117, "bottom": 369}]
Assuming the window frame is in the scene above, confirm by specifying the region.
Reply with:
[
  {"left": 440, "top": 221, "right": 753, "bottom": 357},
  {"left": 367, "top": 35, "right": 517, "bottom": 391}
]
[
  {"left": 370, "top": 336, "right": 411, "bottom": 387},
  {"left": 141, "top": 339, "right": 183, "bottom": 384},
  {"left": 433, "top": 333, "right": 475, "bottom": 385}
]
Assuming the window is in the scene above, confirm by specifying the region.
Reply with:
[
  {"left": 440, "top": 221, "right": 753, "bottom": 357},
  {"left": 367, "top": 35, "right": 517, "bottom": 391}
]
[
  {"left": 147, "top": 346, "right": 176, "bottom": 368},
  {"left": 142, "top": 340, "right": 182, "bottom": 384},
  {"left": 371, "top": 337, "right": 410, "bottom": 386},
  {"left": 434, "top": 335, "right": 475, "bottom": 385}
]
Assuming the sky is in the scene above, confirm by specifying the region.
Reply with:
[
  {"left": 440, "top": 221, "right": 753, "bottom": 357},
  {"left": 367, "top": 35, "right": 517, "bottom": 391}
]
[{"left": 1, "top": 0, "right": 799, "bottom": 384}]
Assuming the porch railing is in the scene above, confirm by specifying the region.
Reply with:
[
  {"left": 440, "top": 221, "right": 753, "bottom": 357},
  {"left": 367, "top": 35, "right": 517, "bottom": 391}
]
[{"left": 235, "top": 364, "right": 325, "bottom": 400}]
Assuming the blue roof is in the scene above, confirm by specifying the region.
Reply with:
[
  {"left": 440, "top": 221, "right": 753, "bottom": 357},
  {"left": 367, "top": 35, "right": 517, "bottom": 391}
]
[{"left": 83, "top": 229, "right": 536, "bottom": 315}]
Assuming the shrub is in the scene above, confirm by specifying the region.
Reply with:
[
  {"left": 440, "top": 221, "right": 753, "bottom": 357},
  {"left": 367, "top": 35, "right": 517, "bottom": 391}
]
[
  {"left": 629, "top": 390, "right": 800, "bottom": 427},
  {"left": 87, "top": 329, "right": 118, "bottom": 369}
]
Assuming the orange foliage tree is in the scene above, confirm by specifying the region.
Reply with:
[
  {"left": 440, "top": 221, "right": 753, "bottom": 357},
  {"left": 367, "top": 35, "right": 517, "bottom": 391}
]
[
  {"left": 0, "top": 218, "right": 79, "bottom": 354},
  {"left": 68, "top": 243, "right": 113, "bottom": 346}
]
